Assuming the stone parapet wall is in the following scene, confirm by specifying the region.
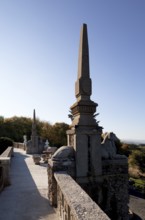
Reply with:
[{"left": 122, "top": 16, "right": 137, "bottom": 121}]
[
  {"left": 101, "top": 159, "right": 129, "bottom": 220},
  {"left": 102, "top": 158, "right": 128, "bottom": 175},
  {"left": 14, "top": 142, "right": 26, "bottom": 150},
  {"left": 0, "top": 146, "right": 13, "bottom": 192},
  {"left": 54, "top": 171, "right": 110, "bottom": 220},
  {"left": 0, "top": 146, "right": 13, "bottom": 158}
]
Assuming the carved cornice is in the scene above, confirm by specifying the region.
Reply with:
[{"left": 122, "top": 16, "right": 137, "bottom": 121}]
[{"left": 71, "top": 100, "right": 97, "bottom": 116}]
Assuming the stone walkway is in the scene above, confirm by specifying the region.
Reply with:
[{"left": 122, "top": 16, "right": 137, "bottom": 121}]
[
  {"left": 129, "top": 194, "right": 145, "bottom": 220},
  {"left": 0, "top": 148, "right": 58, "bottom": 220}
]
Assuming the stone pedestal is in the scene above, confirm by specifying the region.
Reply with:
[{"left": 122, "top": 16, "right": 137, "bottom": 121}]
[
  {"left": 67, "top": 126, "right": 104, "bottom": 208},
  {"left": 67, "top": 127, "right": 102, "bottom": 180}
]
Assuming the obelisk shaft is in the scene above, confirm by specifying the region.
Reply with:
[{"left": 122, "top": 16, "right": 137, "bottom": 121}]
[
  {"left": 78, "top": 23, "right": 90, "bottom": 79},
  {"left": 32, "top": 109, "right": 37, "bottom": 136},
  {"left": 75, "top": 24, "right": 92, "bottom": 101}
]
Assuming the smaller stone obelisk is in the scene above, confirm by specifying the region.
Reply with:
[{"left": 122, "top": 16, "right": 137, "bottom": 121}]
[
  {"left": 26, "top": 109, "right": 39, "bottom": 154},
  {"left": 31, "top": 109, "right": 39, "bottom": 152}
]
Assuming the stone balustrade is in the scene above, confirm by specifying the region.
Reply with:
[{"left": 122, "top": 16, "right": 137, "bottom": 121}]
[
  {"left": 0, "top": 146, "right": 13, "bottom": 192},
  {"left": 0, "top": 146, "right": 13, "bottom": 158},
  {"left": 14, "top": 142, "right": 26, "bottom": 150},
  {"left": 54, "top": 171, "right": 110, "bottom": 220}
]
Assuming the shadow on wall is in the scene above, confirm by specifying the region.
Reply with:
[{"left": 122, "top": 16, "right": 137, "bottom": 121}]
[{"left": 0, "top": 150, "right": 56, "bottom": 220}]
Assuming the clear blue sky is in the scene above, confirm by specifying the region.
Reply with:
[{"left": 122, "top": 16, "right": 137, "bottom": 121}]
[{"left": 0, "top": 0, "right": 145, "bottom": 142}]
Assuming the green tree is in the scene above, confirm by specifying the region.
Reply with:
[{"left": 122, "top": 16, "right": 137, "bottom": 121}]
[
  {"left": 0, "top": 117, "right": 32, "bottom": 142},
  {"left": 0, "top": 137, "right": 13, "bottom": 154},
  {"left": 42, "top": 122, "right": 69, "bottom": 147},
  {"left": 0, "top": 116, "right": 4, "bottom": 124},
  {"left": 40, "top": 121, "right": 52, "bottom": 140},
  {"left": 0, "top": 116, "right": 69, "bottom": 147},
  {"left": 129, "top": 149, "right": 145, "bottom": 173},
  {"left": 117, "top": 143, "right": 131, "bottom": 157}
]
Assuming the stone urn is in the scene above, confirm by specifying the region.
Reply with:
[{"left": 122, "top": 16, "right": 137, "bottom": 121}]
[{"left": 33, "top": 155, "right": 41, "bottom": 165}]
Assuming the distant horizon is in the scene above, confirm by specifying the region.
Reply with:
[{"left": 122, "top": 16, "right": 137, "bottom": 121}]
[{"left": 121, "top": 138, "right": 145, "bottom": 145}]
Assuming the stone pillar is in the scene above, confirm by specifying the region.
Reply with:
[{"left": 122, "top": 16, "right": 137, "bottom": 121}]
[{"left": 67, "top": 128, "right": 102, "bottom": 180}]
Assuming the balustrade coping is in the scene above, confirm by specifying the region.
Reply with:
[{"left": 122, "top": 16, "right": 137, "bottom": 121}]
[
  {"left": 54, "top": 171, "right": 110, "bottom": 220},
  {"left": 0, "top": 146, "right": 13, "bottom": 157},
  {"left": 0, "top": 157, "right": 10, "bottom": 164}
]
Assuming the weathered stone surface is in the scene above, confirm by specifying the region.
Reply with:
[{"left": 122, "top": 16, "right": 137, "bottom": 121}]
[
  {"left": 47, "top": 163, "right": 57, "bottom": 206},
  {"left": 0, "top": 158, "right": 11, "bottom": 187},
  {"left": 0, "top": 146, "right": 13, "bottom": 188},
  {"left": 47, "top": 146, "right": 76, "bottom": 206},
  {"left": 55, "top": 172, "right": 110, "bottom": 220},
  {"left": 102, "top": 158, "right": 128, "bottom": 175},
  {"left": 52, "top": 146, "right": 74, "bottom": 161},
  {"left": 75, "top": 24, "right": 91, "bottom": 101},
  {"left": 70, "top": 24, "right": 100, "bottom": 128},
  {"left": 102, "top": 160, "right": 129, "bottom": 220},
  {"left": 101, "top": 132, "right": 127, "bottom": 160}
]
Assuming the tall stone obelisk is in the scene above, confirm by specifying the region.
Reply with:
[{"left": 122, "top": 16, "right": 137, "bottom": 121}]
[
  {"left": 71, "top": 24, "right": 98, "bottom": 127},
  {"left": 67, "top": 24, "right": 102, "bottom": 184}
]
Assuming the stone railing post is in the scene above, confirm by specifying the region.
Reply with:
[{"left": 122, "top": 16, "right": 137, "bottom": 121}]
[{"left": 47, "top": 146, "right": 75, "bottom": 207}]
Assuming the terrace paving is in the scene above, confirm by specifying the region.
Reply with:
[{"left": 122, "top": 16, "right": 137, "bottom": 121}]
[{"left": 0, "top": 148, "right": 58, "bottom": 220}]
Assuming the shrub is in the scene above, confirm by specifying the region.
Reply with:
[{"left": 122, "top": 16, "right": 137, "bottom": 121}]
[
  {"left": 129, "top": 177, "right": 145, "bottom": 194},
  {"left": 113, "top": 141, "right": 131, "bottom": 157},
  {"left": 0, "top": 137, "right": 13, "bottom": 154},
  {"left": 129, "top": 149, "right": 145, "bottom": 173}
]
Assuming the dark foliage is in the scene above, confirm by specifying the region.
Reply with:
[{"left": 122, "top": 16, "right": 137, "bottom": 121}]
[
  {"left": 0, "top": 137, "right": 14, "bottom": 154},
  {"left": 0, "top": 116, "right": 69, "bottom": 148}
]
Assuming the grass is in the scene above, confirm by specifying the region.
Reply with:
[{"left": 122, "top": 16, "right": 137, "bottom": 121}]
[{"left": 129, "top": 177, "right": 145, "bottom": 193}]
